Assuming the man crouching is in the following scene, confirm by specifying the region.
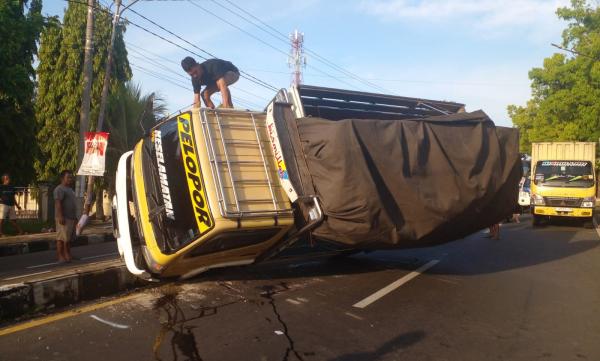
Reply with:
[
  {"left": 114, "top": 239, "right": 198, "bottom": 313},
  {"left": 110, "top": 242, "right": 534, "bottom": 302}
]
[{"left": 181, "top": 56, "right": 240, "bottom": 109}]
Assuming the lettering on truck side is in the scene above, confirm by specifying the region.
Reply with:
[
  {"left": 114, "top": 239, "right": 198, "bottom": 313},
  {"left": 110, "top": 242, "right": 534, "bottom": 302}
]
[
  {"left": 267, "top": 123, "right": 289, "bottom": 180},
  {"left": 177, "top": 113, "right": 214, "bottom": 235},
  {"left": 153, "top": 130, "right": 175, "bottom": 219}
]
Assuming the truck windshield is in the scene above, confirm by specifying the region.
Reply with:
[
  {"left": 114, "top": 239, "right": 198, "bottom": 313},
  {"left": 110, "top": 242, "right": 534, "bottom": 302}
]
[
  {"left": 140, "top": 111, "right": 214, "bottom": 254},
  {"left": 533, "top": 161, "right": 595, "bottom": 188}
]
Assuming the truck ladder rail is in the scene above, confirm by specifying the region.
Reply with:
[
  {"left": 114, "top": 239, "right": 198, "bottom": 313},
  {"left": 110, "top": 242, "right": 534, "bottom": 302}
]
[{"left": 200, "top": 108, "right": 293, "bottom": 219}]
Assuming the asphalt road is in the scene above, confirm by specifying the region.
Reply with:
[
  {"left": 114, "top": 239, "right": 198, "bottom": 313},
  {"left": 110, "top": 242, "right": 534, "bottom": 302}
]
[
  {"left": 0, "top": 241, "right": 119, "bottom": 281},
  {"left": 1, "top": 217, "right": 599, "bottom": 361}
]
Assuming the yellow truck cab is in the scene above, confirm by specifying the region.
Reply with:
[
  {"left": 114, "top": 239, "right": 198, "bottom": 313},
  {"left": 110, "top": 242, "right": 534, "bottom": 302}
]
[
  {"left": 113, "top": 108, "right": 321, "bottom": 280},
  {"left": 530, "top": 142, "right": 597, "bottom": 226}
]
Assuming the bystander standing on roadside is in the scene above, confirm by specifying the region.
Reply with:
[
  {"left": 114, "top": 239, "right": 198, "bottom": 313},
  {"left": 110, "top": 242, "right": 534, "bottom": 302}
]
[
  {"left": 54, "top": 170, "right": 77, "bottom": 263},
  {"left": 0, "top": 173, "right": 24, "bottom": 237}
]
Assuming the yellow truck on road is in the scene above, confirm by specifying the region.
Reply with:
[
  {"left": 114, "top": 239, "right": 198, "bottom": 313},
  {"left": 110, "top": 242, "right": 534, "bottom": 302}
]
[
  {"left": 112, "top": 85, "right": 520, "bottom": 280},
  {"left": 530, "top": 142, "right": 597, "bottom": 226}
]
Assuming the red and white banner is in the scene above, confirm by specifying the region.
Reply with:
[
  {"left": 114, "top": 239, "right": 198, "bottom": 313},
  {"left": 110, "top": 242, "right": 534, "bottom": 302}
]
[{"left": 77, "top": 132, "right": 109, "bottom": 176}]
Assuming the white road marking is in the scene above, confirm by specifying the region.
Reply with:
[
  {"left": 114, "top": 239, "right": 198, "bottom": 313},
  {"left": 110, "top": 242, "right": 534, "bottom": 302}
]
[
  {"left": 353, "top": 259, "right": 440, "bottom": 309},
  {"left": 432, "top": 276, "right": 460, "bottom": 285},
  {"left": 82, "top": 252, "right": 118, "bottom": 260},
  {"left": 295, "top": 297, "right": 308, "bottom": 303},
  {"left": 3, "top": 270, "right": 51, "bottom": 281},
  {"left": 345, "top": 312, "right": 364, "bottom": 321},
  {"left": 286, "top": 298, "right": 301, "bottom": 305},
  {"left": 27, "top": 262, "right": 60, "bottom": 269},
  {"left": 90, "top": 315, "right": 130, "bottom": 329},
  {"left": 23, "top": 252, "right": 118, "bottom": 270}
]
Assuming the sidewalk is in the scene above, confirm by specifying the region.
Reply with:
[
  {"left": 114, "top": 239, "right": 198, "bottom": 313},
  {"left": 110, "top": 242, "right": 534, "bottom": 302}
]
[
  {"left": 0, "top": 220, "right": 147, "bottom": 323},
  {"left": 0, "top": 220, "right": 114, "bottom": 256}
]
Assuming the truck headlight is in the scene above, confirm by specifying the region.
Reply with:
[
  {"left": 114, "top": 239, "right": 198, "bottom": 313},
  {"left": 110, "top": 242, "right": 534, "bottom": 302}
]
[
  {"left": 581, "top": 197, "right": 595, "bottom": 208},
  {"left": 531, "top": 194, "right": 545, "bottom": 206}
]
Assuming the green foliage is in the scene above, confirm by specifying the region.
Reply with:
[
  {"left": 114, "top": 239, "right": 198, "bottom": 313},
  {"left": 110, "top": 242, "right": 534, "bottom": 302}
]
[
  {"left": 35, "top": 1, "right": 131, "bottom": 182},
  {"left": 104, "top": 82, "right": 166, "bottom": 191},
  {"left": 0, "top": 0, "right": 44, "bottom": 185},
  {"left": 509, "top": 0, "right": 600, "bottom": 153}
]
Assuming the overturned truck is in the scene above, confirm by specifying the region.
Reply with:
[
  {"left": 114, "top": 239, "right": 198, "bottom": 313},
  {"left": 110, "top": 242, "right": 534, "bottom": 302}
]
[{"left": 112, "top": 85, "right": 521, "bottom": 280}]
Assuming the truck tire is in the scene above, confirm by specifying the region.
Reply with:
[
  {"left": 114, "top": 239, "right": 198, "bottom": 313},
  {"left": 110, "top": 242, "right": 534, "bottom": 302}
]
[{"left": 532, "top": 214, "right": 543, "bottom": 227}]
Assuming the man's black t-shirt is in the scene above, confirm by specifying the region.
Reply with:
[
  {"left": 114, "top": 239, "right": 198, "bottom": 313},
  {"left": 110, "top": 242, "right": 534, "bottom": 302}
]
[
  {"left": 192, "top": 59, "right": 239, "bottom": 94},
  {"left": 0, "top": 185, "right": 16, "bottom": 206}
]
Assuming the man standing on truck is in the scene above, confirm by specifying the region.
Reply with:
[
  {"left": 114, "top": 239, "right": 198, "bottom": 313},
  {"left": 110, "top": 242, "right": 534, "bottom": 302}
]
[{"left": 181, "top": 56, "right": 240, "bottom": 109}]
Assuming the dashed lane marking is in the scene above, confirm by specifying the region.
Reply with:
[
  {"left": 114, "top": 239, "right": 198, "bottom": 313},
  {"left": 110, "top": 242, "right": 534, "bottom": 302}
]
[
  {"left": 353, "top": 260, "right": 440, "bottom": 309},
  {"left": 3, "top": 270, "right": 51, "bottom": 280},
  {"left": 345, "top": 312, "right": 364, "bottom": 321},
  {"left": 27, "top": 262, "right": 59, "bottom": 269},
  {"left": 82, "top": 252, "right": 118, "bottom": 260}
]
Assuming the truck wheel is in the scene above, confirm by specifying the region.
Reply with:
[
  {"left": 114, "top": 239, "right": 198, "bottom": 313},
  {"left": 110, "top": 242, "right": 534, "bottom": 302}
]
[
  {"left": 583, "top": 217, "right": 594, "bottom": 229},
  {"left": 532, "top": 214, "right": 543, "bottom": 227}
]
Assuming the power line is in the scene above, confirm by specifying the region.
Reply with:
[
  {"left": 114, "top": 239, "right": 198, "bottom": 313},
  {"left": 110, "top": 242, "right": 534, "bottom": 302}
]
[
  {"left": 186, "top": 0, "right": 361, "bottom": 91},
  {"left": 130, "top": 62, "right": 262, "bottom": 109},
  {"left": 126, "top": 42, "right": 270, "bottom": 103},
  {"left": 62, "top": 0, "right": 279, "bottom": 93},
  {"left": 125, "top": 6, "right": 279, "bottom": 92},
  {"left": 210, "top": 0, "right": 393, "bottom": 93},
  {"left": 126, "top": 41, "right": 180, "bottom": 66}
]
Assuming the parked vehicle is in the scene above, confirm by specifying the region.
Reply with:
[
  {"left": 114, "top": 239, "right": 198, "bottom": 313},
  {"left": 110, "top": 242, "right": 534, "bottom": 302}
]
[
  {"left": 530, "top": 142, "right": 597, "bottom": 226},
  {"left": 113, "top": 85, "right": 520, "bottom": 279},
  {"left": 518, "top": 154, "right": 531, "bottom": 208}
]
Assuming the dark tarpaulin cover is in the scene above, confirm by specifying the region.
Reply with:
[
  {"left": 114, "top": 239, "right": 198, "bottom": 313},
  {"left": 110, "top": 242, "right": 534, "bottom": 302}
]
[{"left": 295, "top": 110, "right": 521, "bottom": 248}]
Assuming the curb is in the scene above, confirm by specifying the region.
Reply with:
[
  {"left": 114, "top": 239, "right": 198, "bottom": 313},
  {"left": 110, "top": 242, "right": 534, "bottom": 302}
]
[
  {"left": 0, "top": 233, "right": 115, "bottom": 257},
  {"left": 0, "top": 261, "right": 148, "bottom": 322}
]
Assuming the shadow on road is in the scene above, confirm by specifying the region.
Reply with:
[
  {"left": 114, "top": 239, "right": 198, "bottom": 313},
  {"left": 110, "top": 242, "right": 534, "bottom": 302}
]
[
  {"left": 177, "top": 220, "right": 599, "bottom": 282},
  {"left": 428, "top": 222, "right": 600, "bottom": 276},
  {"left": 327, "top": 330, "right": 425, "bottom": 361}
]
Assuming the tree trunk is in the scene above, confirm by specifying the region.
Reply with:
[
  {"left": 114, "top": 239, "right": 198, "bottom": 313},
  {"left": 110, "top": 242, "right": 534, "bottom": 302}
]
[{"left": 95, "top": 187, "right": 105, "bottom": 221}]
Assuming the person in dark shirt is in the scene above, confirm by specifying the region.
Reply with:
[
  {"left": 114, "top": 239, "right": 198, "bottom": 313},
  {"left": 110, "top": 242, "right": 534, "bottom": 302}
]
[
  {"left": 181, "top": 57, "right": 240, "bottom": 109},
  {"left": 0, "top": 173, "right": 24, "bottom": 236}
]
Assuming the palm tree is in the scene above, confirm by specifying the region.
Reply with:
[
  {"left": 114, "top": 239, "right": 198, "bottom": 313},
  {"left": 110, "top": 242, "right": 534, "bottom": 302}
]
[{"left": 96, "top": 82, "right": 166, "bottom": 218}]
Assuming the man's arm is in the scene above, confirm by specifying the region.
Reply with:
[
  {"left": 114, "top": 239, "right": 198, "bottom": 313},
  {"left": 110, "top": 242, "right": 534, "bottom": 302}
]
[
  {"left": 193, "top": 92, "right": 201, "bottom": 108},
  {"left": 55, "top": 199, "right": 65, "bottom": 225}
]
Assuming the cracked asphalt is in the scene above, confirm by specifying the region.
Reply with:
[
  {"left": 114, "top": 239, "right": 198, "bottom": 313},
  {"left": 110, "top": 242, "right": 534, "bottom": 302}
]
[{"left": 1, "top": 218, "right": 599, "bottom": 361}]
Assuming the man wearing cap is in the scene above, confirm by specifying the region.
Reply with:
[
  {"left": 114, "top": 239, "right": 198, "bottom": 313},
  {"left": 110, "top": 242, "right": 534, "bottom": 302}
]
[{"left": 181, "top": 56, "right": 240, "bottom": 109}]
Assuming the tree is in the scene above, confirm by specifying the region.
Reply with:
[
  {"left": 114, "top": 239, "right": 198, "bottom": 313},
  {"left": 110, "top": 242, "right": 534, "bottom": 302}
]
[
  {"left": 104, "top": 82, "right": 166, "bottom": 190},
  {"left": 508, "top": 0, "right": 600, "bottom": 153},
  {"left": 0, "top": 0, "right": 44, "bottom": 185},
  {"left": 35, "top": 1, "right": 131, "bottom": 182}
]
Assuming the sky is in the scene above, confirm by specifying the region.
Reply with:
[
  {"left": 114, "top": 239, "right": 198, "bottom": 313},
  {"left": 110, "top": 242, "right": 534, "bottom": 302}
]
[{"left": 43, "top": 0, "right": 574, "bottom": 127}]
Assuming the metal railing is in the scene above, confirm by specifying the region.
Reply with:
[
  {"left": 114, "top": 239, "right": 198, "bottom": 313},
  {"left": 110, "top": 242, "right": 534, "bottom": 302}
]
[
  {"left": 12, "top": 187, "right": 42, "bottom": 220},
  {"left": 199, "top": 108, "right": 293, "bottom": 219}
]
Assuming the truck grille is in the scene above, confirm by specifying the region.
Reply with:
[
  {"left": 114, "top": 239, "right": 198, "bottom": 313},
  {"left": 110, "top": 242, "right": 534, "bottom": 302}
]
[{"left": 543, "top": 197, "right": 582, "bottom": 207}]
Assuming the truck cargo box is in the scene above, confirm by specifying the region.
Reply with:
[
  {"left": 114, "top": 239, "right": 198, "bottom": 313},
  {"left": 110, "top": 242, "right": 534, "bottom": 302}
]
[{"left": 268, "top": 85, "right": 522, "bottom": 248}]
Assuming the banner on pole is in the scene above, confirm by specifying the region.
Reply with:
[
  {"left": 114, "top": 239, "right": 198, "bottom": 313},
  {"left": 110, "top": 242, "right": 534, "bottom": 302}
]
[{"left": 77, "top": 132, "right": 109, "bottom": 176}]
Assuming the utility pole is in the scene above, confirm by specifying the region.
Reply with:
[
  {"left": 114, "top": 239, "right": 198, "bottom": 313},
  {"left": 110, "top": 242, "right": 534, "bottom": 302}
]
[
  {"left": 77, "top": 0, "right": 95, "bottom": 203},
  {"left": 84, "top": 0, "right": 122, "bottom": 212},
  {"left": 288, "top": 29, "right": 306, "bottom": 87},
  {"left": 84, "top": 0, "right": 139, "bottom": 213}
]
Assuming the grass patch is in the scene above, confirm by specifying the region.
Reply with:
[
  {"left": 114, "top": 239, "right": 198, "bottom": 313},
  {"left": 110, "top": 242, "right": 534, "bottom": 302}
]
[{"left": 0, "top": 220, "right": 54, "bottom": 235}]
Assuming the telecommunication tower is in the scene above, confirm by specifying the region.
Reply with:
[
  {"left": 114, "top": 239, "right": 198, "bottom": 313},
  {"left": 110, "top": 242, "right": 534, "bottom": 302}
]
[{"left": 288, "top": 29, "right": 306, "bottom": 86}]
